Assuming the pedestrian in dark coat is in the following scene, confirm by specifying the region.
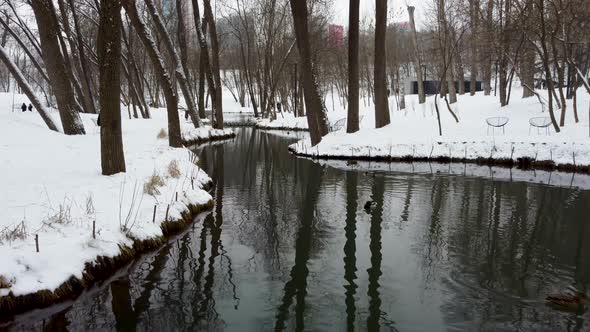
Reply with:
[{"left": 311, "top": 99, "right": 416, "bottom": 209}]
[
  {"left": 28, "top": 103, "right": 33, "bottom": 112},
  {"left": 21, "top": 103, "right": 26, "bottom": 112}
]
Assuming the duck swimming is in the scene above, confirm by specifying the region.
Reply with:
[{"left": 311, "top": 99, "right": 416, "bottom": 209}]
[
  {"left": 364, "top": 200, "right": 377, "bottom": 211},
  {"left": 546, "top": 287, "right": 586, "bottom": 312}
]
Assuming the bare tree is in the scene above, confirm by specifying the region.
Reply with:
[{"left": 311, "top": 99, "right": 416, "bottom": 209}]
[
  {"left": 98, "top": 0, "right": 125, "bottom": 175},
  {"left": 408, "top": 6, "right": 426, "bottom": 104},
  {"left": 122, "top": 0, "right": 182, "bottom": 147},
  {"left": 374, "top": 0, "right": 390, "bottom": 128},
  {"left": 288, "top": 0, "right": 329, "bottom": 146},
  {"left": 203, "top": 0, "right": 224, "bottom": 129},
  {"left": 144, "top": 0, "right": 202, "bottom": 128},
  {"left": 347, "top": 0, "right": 360, "bottom": 133},
  {"left": 30, "top": 0, "right": 85, "bottom": 135},
  {"left": 0, "top": 45, "right": 58, "bottom": 132}
]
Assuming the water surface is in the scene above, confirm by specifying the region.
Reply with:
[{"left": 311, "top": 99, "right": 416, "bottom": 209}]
[{"left": 5, "top": 128, "right": 590, "bottom": 331}]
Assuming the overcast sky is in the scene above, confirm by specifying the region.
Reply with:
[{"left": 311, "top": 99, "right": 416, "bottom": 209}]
[{"left": 331, "top": 0, "right": 428, "bottom": 29}]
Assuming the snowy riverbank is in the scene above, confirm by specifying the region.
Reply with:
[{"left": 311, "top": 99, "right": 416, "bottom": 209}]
[
  {"left": 0, "top": 93, "right": 230, "bottom": 315},
  {"left": 289, "top": 90, "right": 590, "bottom": 172}
]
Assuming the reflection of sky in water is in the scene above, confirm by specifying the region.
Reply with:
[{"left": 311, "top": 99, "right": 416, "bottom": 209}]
[{"left": 6, "top": 128, "right": 590, "bottom": 331}]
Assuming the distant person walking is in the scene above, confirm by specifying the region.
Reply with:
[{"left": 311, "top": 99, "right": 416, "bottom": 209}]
[
  {"left": 28, "top": 103, "right": 33, "bottom": 112},
  {"left": 21, "top": 103, "right": 26, "bottom": 112}
]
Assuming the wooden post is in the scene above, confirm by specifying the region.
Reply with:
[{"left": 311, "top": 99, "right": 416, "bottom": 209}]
[
  {"left": 175, "top": 192, "right": 178, "bottom": 201},
  {"left": 165, "top": 204, "right": 170, "bottom": 222},
  {"left": 35, "top": 234, "right": 39, "bottom": 253},
  {"left": 152, "top": 205, "right": 157, "bottom": 223},
  {"left": 92, "top": 220, "right": 96, "bottom": 239}
]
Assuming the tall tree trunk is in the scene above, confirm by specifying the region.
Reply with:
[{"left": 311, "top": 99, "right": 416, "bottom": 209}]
[
  {"left": 64, "top": 0, "right": 97, "bottom": 114},
  {"left": 408, "top": 6, "right": 425, "bottom": 104},
  {"left": 537, "top": 0, "right": 560, "bottom": 133},
  {"left": 374, "top": 0, "right": 390, "bottom": 128},
  {"left": 98, "top": 0, "right": 125, "bottom": 175},
  {"left": 30, "top": 0, "right": 85, "bottom": 135},
  {"left": 68, "top": 0, "right": 97, "bottom": 114},
  {"left": 289, "top": 0, "right": 329, "bottom": 146},
  {"left": 48, "top": 0, "right": 85, "bottom": 114},
  {"left": 522, "top": 43, "right": 535, "bottom": 98},
  {"left": 498, "top": 0, "right": 511, "bottom": 106},
  {"left": 198, "top": 49, "right": 208, "bottom": 119},
  {"left": 192, "top": 0, "right": 218, "bottom": 124},
  {"left": 0, "top": 45, "right": 58, "bottom": 131},
  {"left": 202, "top": 0, "right": 224, "bottom": 129},
  {"left": 469, "top": 0, "right": 479, "bottom": 96},
  {"left": 482, "top": 0, "right": 494, "bottom": 96},
  {"left": 122, "top": 0, "right": 182, "bottom": 147},
  {"left": 347, "top": 0, "right": 360, "bottom": 133}
]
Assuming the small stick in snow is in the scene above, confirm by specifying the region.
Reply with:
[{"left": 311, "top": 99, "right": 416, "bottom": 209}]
[
  {"left": 573, "top": 151, "right": 576, "bottom": 166},
  {"left": 191, "top": 178, "right": 194, "bottom": 190},
  {"left": 176, "top": 192, "right": 178, "bottom": 201},
  {"left": 429, "top": 145, "right": 434, "bottom": 159},
  {"left": 93, "top": 220, "right": 96, "bottom": 239},
  {"left": 35, "top": 234, "right": 39, "bottom": 253},
  {"left": 165, "top": 204, "right": 170, "bottom": 222},
  {"left": 152, "top": 205, "right": 157, "bottom": 224}
]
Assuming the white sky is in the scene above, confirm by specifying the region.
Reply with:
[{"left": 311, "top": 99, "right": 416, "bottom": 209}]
[{"left": 331, "top": 0, "right": 428, "bottom": 29}]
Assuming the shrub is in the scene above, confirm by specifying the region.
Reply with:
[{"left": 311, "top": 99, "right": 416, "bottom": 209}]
[
  {"left": 0, "top": 221, "right": 27, "bottom": 244},
  {"left": 167, "top": 160, "right": 181, "bottom": 178},
  {"left": 144, "top": 172, "right": 166, "bottom": 196},
  {"left": 157, "top": 128, "right": 168, "bottom": 139}
]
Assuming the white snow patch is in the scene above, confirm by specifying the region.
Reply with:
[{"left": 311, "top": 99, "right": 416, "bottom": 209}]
[
  {"left": 291, "top": 89, "right": 590, "bottom": 168},
  {"left": 0, "top": 94, "right": 214, "bottom": 297}
]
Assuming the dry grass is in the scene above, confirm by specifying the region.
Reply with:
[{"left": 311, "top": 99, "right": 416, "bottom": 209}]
[
  {"left": 0, "top": 221, "right": 28, "bottom": 244},
  {"left": 0, "top": 275, "right": 10, "bottom": 288},
  {"left": 45, "top": 201, "right": 73, "bottom": 226},
  {"left": 157, "top": 128, "right": 168, "bottom": 139},
  {"left": 85, "top": 194, "right": 95, "bottom": 215},
  {"left": 167, "top": 160, "right": 181, "bottom": 178},
  {"left": 143, "top": 172, "right": 166, "bottom": 196}
]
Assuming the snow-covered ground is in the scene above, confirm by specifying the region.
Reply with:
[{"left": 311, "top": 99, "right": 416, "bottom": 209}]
[
  {"left": 181, "top": 120, "right": 234, "bottom": 144},
  {"left": 288, "top": 88, "right": 590, "bottom": 168},
  {"left": 0, "top": 93, "right": 228, "bottom": 300}
]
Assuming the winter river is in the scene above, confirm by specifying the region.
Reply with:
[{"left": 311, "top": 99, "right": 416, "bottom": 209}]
[{"left": 5, "top": 127, "right": 590, "bottom": 331}]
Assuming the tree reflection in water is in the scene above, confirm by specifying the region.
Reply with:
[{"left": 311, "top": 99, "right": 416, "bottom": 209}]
[{"left": 6, "top": 128, "right": 590, "bottom": 331}]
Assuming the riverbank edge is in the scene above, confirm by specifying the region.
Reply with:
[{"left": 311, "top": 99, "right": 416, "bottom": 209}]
[
  {"left": 0, "top": 184, "right": 215, "bottom": 321},
  {"left": 288, "top": 146, "right": 590, "bottom": 174},
  {"left": 255, "top": 124, "right": 309, "bottom": 132},
  {"left": 181, "top": 131, "right": 237, "bottom": 146}
]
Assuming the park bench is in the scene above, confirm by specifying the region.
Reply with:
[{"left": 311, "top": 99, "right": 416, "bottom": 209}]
[
  {"left": 486, "top": 116, "right": 509, "bottom": 135},
  {"left": 529, "top": 116, "right": 552, "bottom": 135}
]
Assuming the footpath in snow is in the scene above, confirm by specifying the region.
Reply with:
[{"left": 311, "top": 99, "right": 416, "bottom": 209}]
[
  {"left": 284, "top": 89, "right": 590, "bottom": 172},
  {"left": 0, "top": 93, "right": 232, "bottom": 316}
]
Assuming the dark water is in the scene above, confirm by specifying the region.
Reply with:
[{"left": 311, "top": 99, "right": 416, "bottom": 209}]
[{"left": 5, "top": 128, "right": 590, "bottom": 331}]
